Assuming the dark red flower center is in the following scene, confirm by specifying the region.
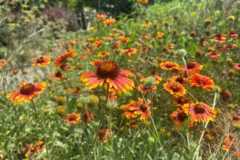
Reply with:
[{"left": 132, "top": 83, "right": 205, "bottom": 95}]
[
  {"left": 69, "top": 116, "right": 77, "bottom": 122},
  {"left": 175, "top": 97, "right": 189, "bottom": 105},
  {"left": 170, "top": 84, "right": 181, "bottom": 92},
  {"left": 165, "top": 63, "right": 175, "bottom": 68},
  {"left": 233, "top": 116, "right": 240, "bottom": 121},
  {"left": 176, "top": 77, "right": 185, "bottom": 84},
  {"left": 20, "top": 83, "right": 36, "bottom": 95},
  {"left": 96, "top": 61, "right": 120, "bottom": 79},
  {"left": 36, "top": 57, "right": 46, "bottom": 63},
  {"left": 55, "top": 71, "right": 63, "bottom": 78},
  {"left": 177, "top": 112, "right": 187, "bottom": 122},
  {"left": 139, "top": 104, "right": 148, "bottom": 112},
  {"left": 187, "top": 62, "right": 197, "bottom": 69},
  {"left": 193, "top": 104, "right": 206, "bottom": 114}
]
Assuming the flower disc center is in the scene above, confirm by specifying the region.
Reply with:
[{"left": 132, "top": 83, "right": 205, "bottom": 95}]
[
  {"left": 20, "top": 83, "right": 36, "bottom": 95},
  {"left": 96, "top": 61, "right": 119, "bottom": 79},
  {"left": 193, "top": 104, "right": 206, "bottom": 114}
]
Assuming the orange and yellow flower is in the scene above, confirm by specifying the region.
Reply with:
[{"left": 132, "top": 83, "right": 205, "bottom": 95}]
[
  {"left": 8, "top": 82, "right": 46, "bottom": 104},
  {"left": 182, "top": 102, "right": 216, "bottom": 123},
  {"left": 163, "top": 81, "right": 186, "bottom": 97},
  {"left": 156, "top": 32, "right": 164, "bottom": 39},
  {"left": 138, "top": 84, "right": 157, "bottom": 95},
  {"left": 97, "top": 51, "right": 110, "bottom": 58},
  {"left": 170, "top": 109, "right": 188, "bottom": 128},
  {"left": 137, "top": 0, "right": 149, "bottom": 5},
  {"left": 169, "top": 75, "right": 186, "bottom": 84},
  {"left": 121, "top": 98, "right": 151, "bottom": 122},
  {"left": 118, "top": 35, "right": 129, "bottom": 44},
  {"left": 160, "top": 61, "right": 181, "bottom": 71},
  {"left": 121, "top": 48, "right": 138, "bottom": 57},
  {"left": 222, "top": 134, "right": 235, "bottom": 152},
  {"left": 174, "top": 96, "right": 191, "bottom": 106},
  {"left": 80, "top": 60, "right": 134, "bottom": 94},
  {"left": 214, "top": 34, "right": 226, "bottom": 43},
  {"left": 32, "top": 55, "right": 51, "bottom": 67},
  {"left": 138, "top": 75, "right": 161, "bottom": 94},
  {"left": 103, "top": 18, "right": 116, "bottom": 26},
  {"left": 64, "top": 112, "right": 80, "bottom": 125},
  {"left": 23, "top": 140, "right": 44, "bottom": 158},
  {"left": 96, "top": 13, "right": 107, "bottom": 21},
  {"left": 188, "top": 73, "right": 215, "bottom": 90},
  {"left": 50, "top": 71, "right": 64, "bottom": 81},
  {"left": 0, "top": 58, "right": 7, "bottom": 70},
  {"left": 184, "top": 61, "right": 203, "bottom": 75},
  {"left": 55, "top": 49, "right": 76, "bottom": 69}
]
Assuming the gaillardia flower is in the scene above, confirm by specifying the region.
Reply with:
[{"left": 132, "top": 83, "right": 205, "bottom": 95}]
[
  {"left": 169, "top": 75, "right": 186, "bottom": 84},
  {"left": 8, "top": 82, "right": 46, "bottom": 104},
  {"left": 0, "top": 59, "right": 7, "bottom": 70},
  {"left": 160, "top": 61, "right": 181, "bottom": 71},
  {"left": 222, "top": 134, "right": 235, "bottom": 152},
  {"left": 170, "top": 109, "right": 188, "bottom": 128},
  {"left": 23, "top": 140, "right": 45, "bottom": 158},
  {"left": 182, "top": 102, "right": 216, "bottom": 123},
  {"left": 121, "top": 98, "right": 151, "bottom": 122},
  {"left": 80, "top": 60, "right": 134, "bottom": 94},
  {"left": 137, "top": 75, "right": 161, "bottom": 94},
  {"left": 163, "top": 81, "right": 186, "bottom": 97},
  {"left": 188, "top": 73, "right": 215, "bottom": 90},
  {"left": 185, "top": 61, "right": 203, "bottom": 75},
  {"left": 214, "top": 34, "right": 226, "bottom": 43},
  {"left": 55, "top": 49, "right": 76, "bottom": 70},
  {"left": 64, "top": 112, "right": 80, "bottom": 125},
  {"left": 32, "top": 55, "right": 51, "bottom": 67}
]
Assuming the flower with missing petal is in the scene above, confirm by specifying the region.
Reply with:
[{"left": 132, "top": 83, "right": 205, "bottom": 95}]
[{"left": 80, "top": 61, "right": 134, "bottom": 94}]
